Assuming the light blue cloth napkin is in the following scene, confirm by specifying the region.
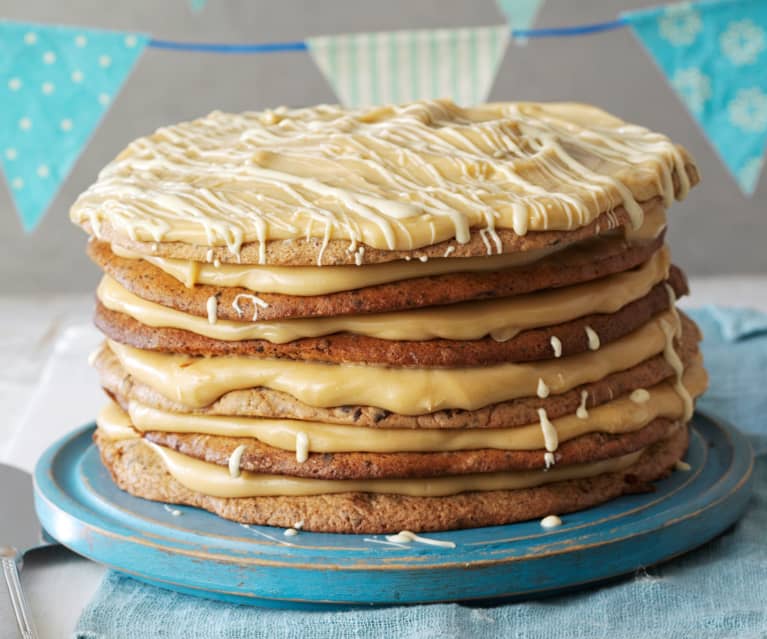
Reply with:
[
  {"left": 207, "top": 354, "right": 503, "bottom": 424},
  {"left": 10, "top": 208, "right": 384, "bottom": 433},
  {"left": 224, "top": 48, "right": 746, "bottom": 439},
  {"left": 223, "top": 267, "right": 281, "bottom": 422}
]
[{"left": 74, "top": 307, "right": 767, "bottom": 639}]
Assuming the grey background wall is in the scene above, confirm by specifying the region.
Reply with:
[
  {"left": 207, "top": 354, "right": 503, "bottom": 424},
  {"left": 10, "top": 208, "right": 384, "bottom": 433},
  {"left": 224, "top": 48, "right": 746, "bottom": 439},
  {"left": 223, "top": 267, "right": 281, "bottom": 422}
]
[{"left": 0, "top": 0, "right": 765, "bottom": 293}]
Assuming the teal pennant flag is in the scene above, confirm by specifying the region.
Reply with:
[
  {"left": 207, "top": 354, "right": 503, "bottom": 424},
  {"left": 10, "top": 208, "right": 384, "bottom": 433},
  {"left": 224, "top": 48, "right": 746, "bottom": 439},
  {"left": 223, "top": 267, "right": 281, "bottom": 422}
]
[
  {"left": 625, "top": 0, "right": 767, "bottom": 195},
  {"left": 495, "top": 0, "right": 545, "bottom": 34},
  {"left": 0, "top": 21, "right": 148, "bottom": 231},
  {"left": 308, "top": 26, "right": 509, "bottom": 108}
]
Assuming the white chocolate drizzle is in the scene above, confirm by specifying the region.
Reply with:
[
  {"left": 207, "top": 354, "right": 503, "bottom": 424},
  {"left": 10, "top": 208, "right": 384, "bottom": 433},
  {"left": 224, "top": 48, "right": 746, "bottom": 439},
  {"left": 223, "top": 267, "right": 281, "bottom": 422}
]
[
  {"left": 385, "top": 530, "right": 456, "bottom": 549},
  {"left": 537, "top": 408, "right": 559, "bottom": 469},
  {"left": 675, "top": 460, "right": 691, "bottom": 471},
  {"left": 585, "top": 326, "right": 601, "bottom": 351},
  {"left": 550, "top": 336, "right": 563, "bottom": 358},
  {"left": 232, "top": 293, "right": 269, "bottom": 321},
  {"left": 228, "top": 444, "right": 247, "bottom": 478},
  {"left": 660, "top": 318, "right": 694, "bottom": 421},
  {"left": 283, "top": 528, "right": 299, "bottom": 537},
  {"left": 537, "top": 378, "right": 550, "bottom": 399},
  {"left": 70, "top": 100, "right": 691, "bottom": 256},
  {"left": 295, "top": 431, "right": 309, "bottom": 463},
  {"left": 576, "top": 391, "right": 589, "bottom": 419},
  {"left": 630, "top": 388, "right": 651, "bottom": 404},
  {"left": 206, "top": 295, "right": 218, "bottom": 325},
  {"left": 540, "top": 515, "right": 563, "bottom": 529}
]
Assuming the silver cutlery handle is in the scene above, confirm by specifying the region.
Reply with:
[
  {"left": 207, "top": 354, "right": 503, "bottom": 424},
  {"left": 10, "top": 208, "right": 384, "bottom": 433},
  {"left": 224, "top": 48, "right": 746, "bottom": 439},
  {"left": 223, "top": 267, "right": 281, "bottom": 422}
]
[{"left": 1, "top": 551, "right": 38, "bottom": 639}]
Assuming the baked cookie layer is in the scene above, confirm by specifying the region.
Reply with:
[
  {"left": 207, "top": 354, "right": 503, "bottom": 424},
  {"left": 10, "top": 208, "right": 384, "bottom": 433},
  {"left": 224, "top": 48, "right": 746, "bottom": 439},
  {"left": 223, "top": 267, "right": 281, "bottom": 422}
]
[
  {"left": 88, "top": 234, "right": 666, "bottom": 321},
  {"left": 94, "top": 425, "right": 688, "bottom": 533},
  {"left": 140, "top": 416, "right": 682, "bottom": 480},
  {"left": 93, "top": 269, "right": 687, "bottom": 367},
  {"left": 98, "top": 315, "right": 701, "bottom": 429}
]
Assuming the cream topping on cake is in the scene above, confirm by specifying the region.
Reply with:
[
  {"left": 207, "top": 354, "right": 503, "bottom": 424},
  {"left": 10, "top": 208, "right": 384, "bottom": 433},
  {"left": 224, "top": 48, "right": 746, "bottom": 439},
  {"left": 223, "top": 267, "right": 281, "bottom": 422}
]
[{"left": 70, "top": 100, "right": 691, "bottom": 259}]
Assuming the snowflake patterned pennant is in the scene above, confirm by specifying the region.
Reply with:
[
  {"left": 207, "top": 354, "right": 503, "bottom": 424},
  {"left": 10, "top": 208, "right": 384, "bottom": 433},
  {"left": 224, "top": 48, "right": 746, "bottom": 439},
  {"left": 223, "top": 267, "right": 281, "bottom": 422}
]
[
  {"left": 308, "top": 26, "right": 509, "bottom": 108},
  {"left": 624, "top": 0, "right": 767, "bottom": 195},
  {"left": 0, "top": 21, "right": 148, "bottom": 231}
]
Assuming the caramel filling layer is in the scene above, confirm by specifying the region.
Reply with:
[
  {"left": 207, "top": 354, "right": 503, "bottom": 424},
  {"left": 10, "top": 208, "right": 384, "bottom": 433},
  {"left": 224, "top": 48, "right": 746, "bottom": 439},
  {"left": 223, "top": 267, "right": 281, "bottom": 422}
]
[
  {"left": 117, "top": 364, "right": 704, "bottom": 452},
  {"left": 142, "top": 437, "right": 645, "bottom": 497},
  {"left": 108, "top": 207, "right": 666, "bottom": 295},
  {"left": 105, "top": 311, "right": 678, "bottom": 412},
  {"left": 97, "top": 247, "right": 669, "bottom": 343}
]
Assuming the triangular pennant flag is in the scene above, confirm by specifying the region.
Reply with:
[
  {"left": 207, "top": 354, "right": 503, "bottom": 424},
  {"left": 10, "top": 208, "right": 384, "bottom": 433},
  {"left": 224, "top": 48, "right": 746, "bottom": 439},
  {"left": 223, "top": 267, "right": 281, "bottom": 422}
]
[
  {"left": 625, "top": 0, "right": 767, "bottom": 195},
  {"left": 495, "top": 0, "right": 545, "bottom": 31},
  {"left": 308, "top": 25, "right": 509, "bottom": 108},
  {"left": 189, "top": 0, "right": 207, "bottom": 13},
  {"left": 0, "top": 21, "right": 148, "bottom": 231}
]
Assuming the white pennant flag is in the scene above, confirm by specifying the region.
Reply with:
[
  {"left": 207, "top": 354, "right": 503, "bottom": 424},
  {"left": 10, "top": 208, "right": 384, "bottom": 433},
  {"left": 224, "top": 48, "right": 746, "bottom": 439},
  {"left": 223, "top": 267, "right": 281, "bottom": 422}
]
[{"left": 308, "top": 25, "right": 509, "bottom": 107}]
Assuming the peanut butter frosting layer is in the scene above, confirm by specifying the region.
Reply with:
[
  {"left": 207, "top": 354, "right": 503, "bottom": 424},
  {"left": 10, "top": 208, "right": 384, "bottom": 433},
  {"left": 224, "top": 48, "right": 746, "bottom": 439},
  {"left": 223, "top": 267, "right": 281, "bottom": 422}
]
[
  {"left": 95, "top": 245, "right": 672, "bottom": 344},
  {"left": 136, "top": 417, "right": 683, "bottom": 479},
  {"left": 93, "top": 425, "right": 688, "bottom": 532},
  {"left": 96, "top": 312, "right": 699, "bottom": 421},
  {"left": 88, "top": 231, "right": 666, "bottom": 322},
  {"left": 101, "top": 310, "right": 681, "bottom": 413},
  {"left": 71, "top": 100, "right": 698, "bottom": 265},
  {"left": 96, "top": 363, "right": 704, "bottom": 479},
  {"left": 94, "top": 271, "right": 686, "bottom": 366}
]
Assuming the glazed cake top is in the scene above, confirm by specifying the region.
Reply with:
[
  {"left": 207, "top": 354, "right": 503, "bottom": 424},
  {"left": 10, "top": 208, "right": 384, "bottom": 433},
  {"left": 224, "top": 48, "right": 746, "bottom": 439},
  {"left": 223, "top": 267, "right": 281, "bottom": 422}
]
[{"left": 70, "top": 99, "right": 696, "bottom": 262}]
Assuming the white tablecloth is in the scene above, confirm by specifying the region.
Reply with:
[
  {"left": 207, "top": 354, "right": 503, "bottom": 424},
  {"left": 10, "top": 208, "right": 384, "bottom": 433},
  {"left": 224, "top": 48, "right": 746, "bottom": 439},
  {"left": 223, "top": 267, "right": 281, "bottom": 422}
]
[{"left": 2, "top": 278, "right": 767, "bottom": 637}]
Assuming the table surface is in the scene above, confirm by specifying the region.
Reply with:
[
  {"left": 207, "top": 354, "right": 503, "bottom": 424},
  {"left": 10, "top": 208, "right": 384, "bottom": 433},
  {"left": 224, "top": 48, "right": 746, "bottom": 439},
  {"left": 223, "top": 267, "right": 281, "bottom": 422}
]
[{"left": 2, "top": 277, "right": 766, "bottom": 638}]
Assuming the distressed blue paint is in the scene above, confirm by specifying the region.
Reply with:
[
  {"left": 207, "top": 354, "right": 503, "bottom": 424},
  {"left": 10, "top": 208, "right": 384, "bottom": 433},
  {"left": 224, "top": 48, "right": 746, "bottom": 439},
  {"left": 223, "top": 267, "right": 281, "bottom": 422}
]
[{"left": 34, "top": 413, "right": 754, "bottom": 608}]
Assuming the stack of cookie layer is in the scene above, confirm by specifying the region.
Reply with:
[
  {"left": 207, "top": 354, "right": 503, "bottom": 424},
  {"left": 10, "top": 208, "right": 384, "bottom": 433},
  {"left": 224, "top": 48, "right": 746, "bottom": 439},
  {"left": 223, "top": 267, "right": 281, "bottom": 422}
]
[{"left": 72, "top": 100, "right": 706, "bottom": 533}]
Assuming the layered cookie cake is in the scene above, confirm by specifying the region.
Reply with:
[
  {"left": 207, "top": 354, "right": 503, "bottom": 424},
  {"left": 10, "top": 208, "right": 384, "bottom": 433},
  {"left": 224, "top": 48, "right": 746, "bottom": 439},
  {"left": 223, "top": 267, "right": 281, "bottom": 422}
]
[{"left": 71, "top": 99, "right": 706, "bottom": 533}]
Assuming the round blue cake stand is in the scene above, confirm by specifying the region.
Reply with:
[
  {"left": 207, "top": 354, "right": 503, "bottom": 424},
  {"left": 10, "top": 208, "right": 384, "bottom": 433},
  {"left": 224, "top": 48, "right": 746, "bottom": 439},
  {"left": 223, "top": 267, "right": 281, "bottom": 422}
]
[{"left": 34, "top": 412, "right": 754, "bottom": 609}]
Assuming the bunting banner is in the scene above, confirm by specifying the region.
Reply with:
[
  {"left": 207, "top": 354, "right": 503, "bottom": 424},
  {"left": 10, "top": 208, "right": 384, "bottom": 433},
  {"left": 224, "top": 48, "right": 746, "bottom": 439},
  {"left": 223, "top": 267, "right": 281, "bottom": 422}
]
[
  {"left": 625, "top": 0, "right": 767, "bottom": 195},
  {"left": 307, "top": 26, "right": 509, "bottom": 108},
  {"left": 495, "top": 0, "right": 545, "bottom": 34},
  {"left": 0, "top": 21, "right": 148, "bottom": 231}
]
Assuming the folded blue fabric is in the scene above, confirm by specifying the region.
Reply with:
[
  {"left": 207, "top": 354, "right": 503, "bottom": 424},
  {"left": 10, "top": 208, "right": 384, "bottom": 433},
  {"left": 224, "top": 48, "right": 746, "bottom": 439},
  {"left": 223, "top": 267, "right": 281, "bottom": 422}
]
[{"left": 74, "top": 307, "right": 767, "bottom": 639}]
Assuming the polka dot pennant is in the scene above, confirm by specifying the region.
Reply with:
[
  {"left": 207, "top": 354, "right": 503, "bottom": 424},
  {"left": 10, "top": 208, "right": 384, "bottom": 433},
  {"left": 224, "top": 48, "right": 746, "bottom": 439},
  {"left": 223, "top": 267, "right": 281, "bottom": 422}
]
[
  {"left": 0, "top": 21, "right": 148, "bottom": 231},
  {"left": 624, "top": 0, "right": 767, "bottom": 195}
]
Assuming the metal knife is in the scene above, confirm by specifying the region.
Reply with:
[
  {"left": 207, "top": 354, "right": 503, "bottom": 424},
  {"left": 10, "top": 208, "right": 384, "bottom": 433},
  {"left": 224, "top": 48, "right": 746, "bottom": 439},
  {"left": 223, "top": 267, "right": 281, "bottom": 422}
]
[{"left": 1, "top": 463, "right": 49, "bottom": 639}]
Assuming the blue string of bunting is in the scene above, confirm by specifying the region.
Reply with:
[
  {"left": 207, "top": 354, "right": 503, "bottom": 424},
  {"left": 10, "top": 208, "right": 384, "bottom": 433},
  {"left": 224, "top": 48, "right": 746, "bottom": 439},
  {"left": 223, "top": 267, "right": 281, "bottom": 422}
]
[
  {"left": 144, "top": 19, "right": 631, "bottom": 54},
  {"left": 2, "top": 0, "right": 765, "bottom": 234}
]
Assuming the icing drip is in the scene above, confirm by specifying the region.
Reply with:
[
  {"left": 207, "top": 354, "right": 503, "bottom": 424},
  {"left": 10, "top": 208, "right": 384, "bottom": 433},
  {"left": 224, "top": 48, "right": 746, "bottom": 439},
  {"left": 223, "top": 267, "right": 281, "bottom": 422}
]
[
  {"left": 232, "top": 293, "right": 269, "bottom": 321},
  {"left": 228, "top": 444, "right": 246, "bottom": 479},
  {"left": 630, "top": 388, "right": 651, "bottom": 404},
  {"left": 70, "top": 100, "right": 691, "bottom": 254},
  {"left": 283, "top": 528, "right": 299, "bottom": 537},
  {"left": 385, "top": 531, "right": 456, "bottom": 549},
  {"left": 660, "top": 318, "right": 694, "bottom": 421},
  {"left": 540, "top": 515, "right": 563, "bottom": 529},
  {"left": 550, "top": 336, "right": 563, "bottom": 358},
  {"left": 295, "top": 431, "right": 309, "bottom": 463},
  {"left": 576, "top": 391, "right": 589, "bottom": 419},
  {"left": 585, "top": 326, "right": 601, "bottom": 351},
  {"left": 665, "top": 283, "right": 682, "bottom": 336},
  {"left": 537, "top": 378, "right": 550, "bottom": 399},
  {"left": 206, "top": 295, "right": 218, "bottom": 325},
  {"left": 537, "top": 408, "right": 559, "bottom": 469},
  {"left": 675, "top": 460, "right": 691, "bottom": 471}
]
